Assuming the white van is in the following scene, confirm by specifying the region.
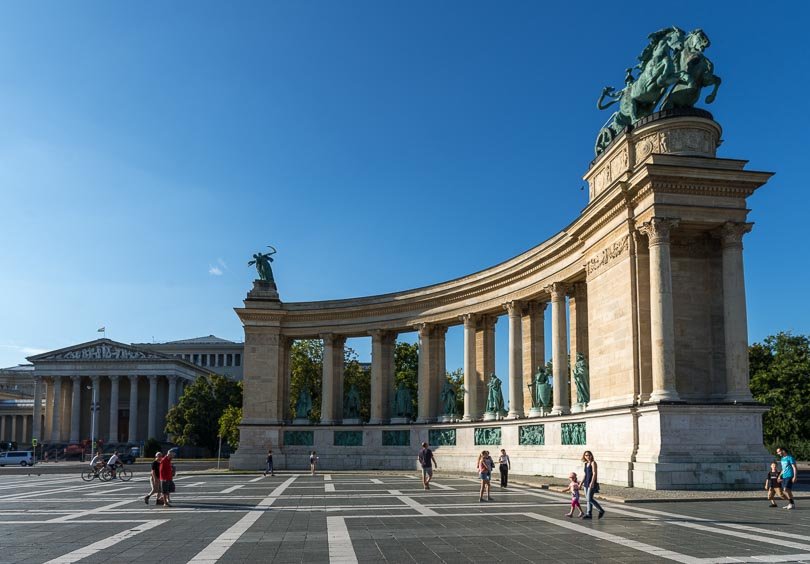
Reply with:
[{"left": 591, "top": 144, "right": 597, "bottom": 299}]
[{"left": 0, "top": 451, "right": 35, "bottom": 466}]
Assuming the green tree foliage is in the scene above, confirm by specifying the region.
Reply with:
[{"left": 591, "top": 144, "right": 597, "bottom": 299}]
[
  {"left": 446, "top": 367, "right": 465, "bottom": 416},
  {"left": 144, "top": 437, "right": 161, "bottom": 458},
  {"left": 165, "top": 373, "right": 242, "bottom": 454},
  {"left": 218, "top": 406, "right": 242, "bottom": 450},
  {"left": 395, "top": 341, "right": 419, "bottom": 418},
  {"left": 750, "top": 332, "right": 810, "bottom": 457},
  {"left": 344, "top": 357, "right": 371, "bottom": 421}
]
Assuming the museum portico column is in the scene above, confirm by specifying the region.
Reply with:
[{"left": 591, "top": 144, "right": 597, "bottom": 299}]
[
  {"left": 167, "top": 375, "right": 178, "bottom": 411},
  {"left": 433, "top": 326, "right": 447, "bottom": 419},
  {"left": 548, "top": 282, "right": 570, "bottom": 415},
  {"left": 128, "top": 376, "right": 139, "bottom": 442},
  {"left": 639, "top": 218, "right": 681, "bottom": 402},
  {"left": 147, "top": 375, "right": 158, "bottom": 439},
  {"left": 90, "top": 375, "right": 100, "bottom": 441},
  {"left": 69, "top": 375, "right": 82, "bottom": 443},
  {"left": 32, "top": 376, "right": 43, "bottom": 442},
  {"left": 369, "top": 330, "right": 395, "bottom": 424},
  {"left": 320, "top": 334, "right": 346, "bottom": 425},
  {"left": 109, "top": 376, "right": 120, "bottom": 443},
  {"left": 504, "top": 301, "right": 524, "bottom": 419},
  {"left": 720, "top": 222, "right": 755, "bottom": 402},
  {"left": 461, "top": 314, "right": 478, "bottom": 421},
  {"left": 49, "top": 376, "right": 63, "bottom": 442}
]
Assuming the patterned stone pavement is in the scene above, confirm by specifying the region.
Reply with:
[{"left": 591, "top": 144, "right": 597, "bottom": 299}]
[{"left": 0, "top": 470, "right": 807, "bottom": 563}]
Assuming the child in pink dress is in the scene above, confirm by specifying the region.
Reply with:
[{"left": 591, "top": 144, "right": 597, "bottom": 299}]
[{"left": 564, "top": 472, "right": 584, "bottom": 518}]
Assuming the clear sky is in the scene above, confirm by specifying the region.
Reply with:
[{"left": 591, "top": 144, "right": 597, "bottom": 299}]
[{"left": 1, "top": 1, "right": 808, "bottom": 405}]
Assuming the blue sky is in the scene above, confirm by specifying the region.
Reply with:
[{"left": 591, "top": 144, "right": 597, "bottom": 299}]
[{"left": 1, "top": 2, "right": 808, "bottom": 404}]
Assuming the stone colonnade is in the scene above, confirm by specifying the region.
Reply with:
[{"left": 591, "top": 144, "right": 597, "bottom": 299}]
[
  {"left": 30, "top": 374, "right": 185, "bottom": 444},
  {"left": 0, "top": 414, "right": 36, "bottom": 444}
]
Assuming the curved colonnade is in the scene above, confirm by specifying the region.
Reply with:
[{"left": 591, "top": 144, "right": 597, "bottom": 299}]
[{"left": 231, "top": 114, "right": 773, "bottom": 489}]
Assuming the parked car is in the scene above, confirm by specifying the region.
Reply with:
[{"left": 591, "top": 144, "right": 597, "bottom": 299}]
[{"left": 0, "top": 451, "right": 35, "bottom": 466}]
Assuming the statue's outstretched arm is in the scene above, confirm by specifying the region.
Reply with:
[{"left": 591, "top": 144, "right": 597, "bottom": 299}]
[{"left": 597, "top": 86, "right": 620, "bottom": 110}]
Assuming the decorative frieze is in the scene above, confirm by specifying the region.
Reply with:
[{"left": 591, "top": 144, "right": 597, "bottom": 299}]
[
  {"left": 561, "top": 422, "right": 587, "bottom": 445},
  {"left": 586, "top": 235, "right": 630, "bottom": 276},
  {"left": 40, "top": 344, "right": 162, "bottom": 361},
  {"left": 474, "top": 427, "right": 502, "bottom": 446},
  {"left": 429, "top": 428, "right": 457, "bottom": 446},
  {"left": 518, "top": 424, "right": 545, "bottom": 445},
  {"left": 284, "top": 431, "right": 314, "bottom": 446}
]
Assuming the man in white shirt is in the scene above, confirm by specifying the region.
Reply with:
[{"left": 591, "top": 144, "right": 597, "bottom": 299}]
[
  {"left": 89, "top": 451, "right": 105, "bottom": 473},
  {"left": 107, "top": 451, "right": 120, "bottom": 478}
]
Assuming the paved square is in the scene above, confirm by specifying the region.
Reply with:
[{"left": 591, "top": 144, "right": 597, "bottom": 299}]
[{"left": 0, "top": 471, "right": 808, "bottom": 563}]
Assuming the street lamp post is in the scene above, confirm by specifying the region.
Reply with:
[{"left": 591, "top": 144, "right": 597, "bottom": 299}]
[
  {"left": 86, "top": 384, "right": 100, "bottom": 459},
  {"left": 217, "top": 434, "right": 222, "bottom": 470}
]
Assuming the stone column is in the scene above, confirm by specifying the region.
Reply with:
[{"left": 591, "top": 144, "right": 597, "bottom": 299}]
[
  {"left": 639, "top": 218, "right": 681, "bottom": 402},
  {"left": 0, "top": 416, "right": 6, "bottom": 441},
  {"left": 369, "top": 330, "right": 395, "bottom": 424},
  {"left": 569, "top": 282, "right": 589, "bottom": 411},
  {"left": 320, "top": 334, "right": 345, "bottom": 424},
  {"left": 128, "top": 376, "right": 139, "bottom": 442},
  {"left": 69, "top": 375, "right": 82, "bottom": 443},
  {"left": 476, "top": 316, "right": 496, "bottom": 416},
  {"left": 417, "top": 324, "right": 435, "bottom": 424},
  {"left": 49, "top": 376, "right": 63, "bottom": 442},
  {"left": 11, "top": 415, "right": 18, "bottom": 443},
  {"left": 548, "top": 282, "right": 570, "bottom": 415},
  {"left": 167, "top": 375, "right": 178, "bottom": 411},
  {"left": 720, "top": 222, "right": 755, "bottom": 402},
  {"left": 461, "top": 314, "right": 478, "bottom": 421},
  {"left": 504, "top": 301, "right": 524, "bottom": 418},
  {"left": 109, "top": 376, "right": 120, "bottom": 443},
  {"left": 433, "top": 326, "right": 447, "bottom": 419},
  {"left": 32, "top": 376, "right": 43, "bottom": 442},
  {"left": 90, "top": 375, "right": 100, "bottom": 441},
  {"left": 21, "top": 416, "right": 29, "bottom": 443},
  {"left": 522, "top": 302, "right": 546, "bottom": 415},
  {"left": 147, "top": 375, "right": 158, "bottom": 439}
]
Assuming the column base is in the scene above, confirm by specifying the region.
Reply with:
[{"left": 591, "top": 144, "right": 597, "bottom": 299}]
[{"left": 649, "top": 390, "right": 682, "bottom": 403}]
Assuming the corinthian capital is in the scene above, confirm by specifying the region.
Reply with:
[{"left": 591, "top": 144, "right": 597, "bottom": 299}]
[
  {"left": 503, "top": 300, "right": 524, "bottom": 317},
  {"left": 638, "top": 217, "right": 679, "bottom": 247},
  {"left": 543, "top": 282, "right": 569, "bottom": 302},
  {"left": 719, "top": 222, "right": 753, "bottom": 248}
]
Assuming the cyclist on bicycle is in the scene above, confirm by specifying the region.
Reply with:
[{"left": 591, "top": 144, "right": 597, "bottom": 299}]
[
  {"left": 107, "top": 450, "right": 120, "bottom": 478},
  {"left": 89, "top": 451, "right": 105, "bottom": 474}
]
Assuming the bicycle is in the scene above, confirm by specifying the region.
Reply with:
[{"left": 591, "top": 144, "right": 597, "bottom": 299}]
[{"left": 81, "top": 465, "right": 111, "bottom": 482}]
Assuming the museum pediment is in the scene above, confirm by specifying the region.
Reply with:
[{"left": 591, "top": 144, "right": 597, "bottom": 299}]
[{"left": 30, "top": 339, "right": 166, "bottom": 362}]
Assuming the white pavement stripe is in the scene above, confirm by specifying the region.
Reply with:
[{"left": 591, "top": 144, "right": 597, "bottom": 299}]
[
  {"left": 188, "top": 476, "right": 297, "bottom": 563},
  {"left": 324, "top": 474, "right": 332, "bottom": 481},
  {"left": 621, "top": 505, "right": 810, "bottom": 544},
  {"left": 327, "top": 516, "right": 358, "bottom": 564},
  {"left": 49, "top": 499, "right": 135, "bottom": 523},
  {"left": 325, "top": 483, "right": 336, "bottom": 492},
  {"left": 394, "top": 495, "right": 439, "bottom": 516},
  {"left": 219, "top": 485, "right": 244, "bottom": 494},
  {"left": 428, "top": 481, "right": 454, "bottom": 490},
  {"left": 248, "top": 476, "right": 264, "bottom": 482},
  {"left": 524, "top": 512, "right": 701, "bottom": 563},
  {"left": 370, "top": 478, "right": 383, "bottom": 484},
  {"left": 3, "top": 484, "right": 96, "bottom": 500},
  {"left": 44, "top": 519, "right": 166, "bottom": 564},
  {"left": 699, "top": 554, "right": 810, "bottom": 563}
]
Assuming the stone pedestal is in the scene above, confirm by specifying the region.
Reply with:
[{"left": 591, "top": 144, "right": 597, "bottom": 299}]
[
  {"left": 528, "top": 407, "right": 543, "bottom": 418},
  {"left": 342, "top": 418, "right": 361, "bottom": 425},
  {"left": 571, "top": 403, "right": 586, "bottom": 413},
  {"left": 482, "top": 411, "right": 497, "bottom": 422},
  {"left": 389, "top": 417, "right": 410, "bottom": 425},
  {"left": 247, "top": 279, "right": 280, "bottom": 301},
  {"left": 292, "top": 418, "right": 311, "bottom": 425}
]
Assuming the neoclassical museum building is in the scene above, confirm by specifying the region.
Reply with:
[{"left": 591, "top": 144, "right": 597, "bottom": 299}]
[
  {"left": 0, "top": 336, "right": 243, "bottom": 446},
  {"left": 229, "top": 112, "right": 774, "bottom": 489}
]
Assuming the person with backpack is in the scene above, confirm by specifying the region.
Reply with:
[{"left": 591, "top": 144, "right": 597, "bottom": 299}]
[{"left": 417, "top": 442, "right": 438, "bottom": 490}]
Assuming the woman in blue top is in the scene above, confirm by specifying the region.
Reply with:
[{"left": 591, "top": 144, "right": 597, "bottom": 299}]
[{"left": 581, "top": 450, "right": 605, "bottom": 519}]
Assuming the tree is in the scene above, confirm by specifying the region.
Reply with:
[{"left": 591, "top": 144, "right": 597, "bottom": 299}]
[
  {"left": 750, "top": 332, "right": 810, "bottom": 456},
  {"left": 394, "top": 341, "right": 419, "bottom": 418},
  {"left": 218, "top": 406, "right": 242, "bottom": 450},
  {"left": 165, "top": 373, "right": 242, "bottom": 454}
]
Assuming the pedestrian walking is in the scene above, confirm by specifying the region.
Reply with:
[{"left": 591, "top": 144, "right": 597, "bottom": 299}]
[
  {"left": 477, "top": 450, "right": 492, "bottom": 502},
  {"left": 143, "top": 451, "right": 164, "bottom": 505},
  {"left": 417, "top": 442, "right": 438, "bottom": 490},
  {"left": 264, "top": 449, "right": 274, "bottom": 476},
  {"left": 498, "top": 449, "right": 511, "bottom": 488},
  {"left": 564, "top": 472, "right": 584, "bottom": 518},
  {"left": 310, "top": 451, "right": 319, "bottom": 476},
  {"left": 159, "top": 450, "right": 176, "bottom": 508},
  {"left": 765, "top": 461, "right": 787, "bottom": 507},
  {"left": 581, "top": 450, "right": 605, "bottom": 519},
  {"left": 776, "top": 447, "right": 798, "bottom": 509}
]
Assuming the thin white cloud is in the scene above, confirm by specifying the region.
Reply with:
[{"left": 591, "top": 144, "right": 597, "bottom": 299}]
[
  {"left": 217, "top": 258, "right": 228, "bottom": 269},
  {"left": 209, "top": 265, "right": 223, "bottom": 276}
]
